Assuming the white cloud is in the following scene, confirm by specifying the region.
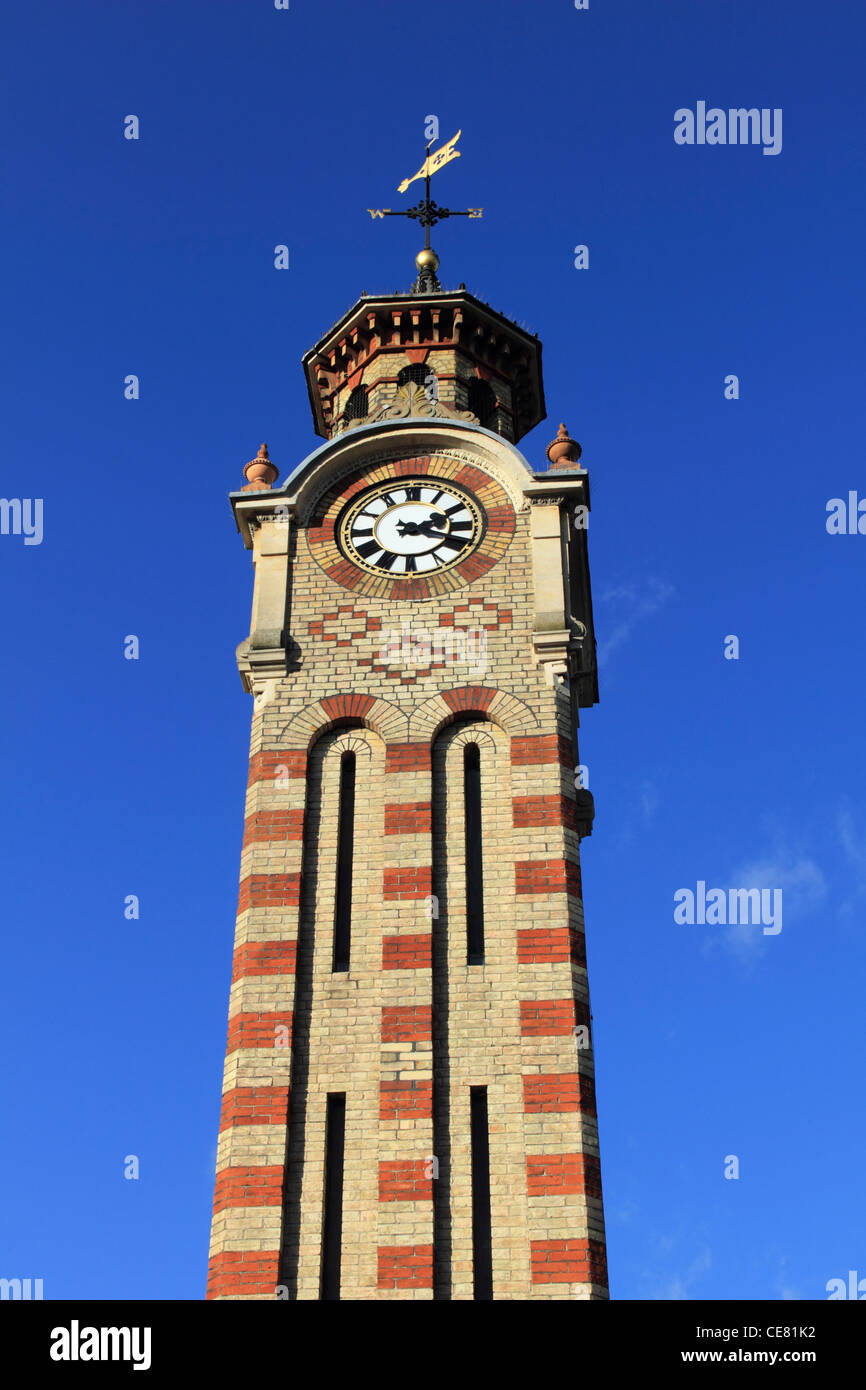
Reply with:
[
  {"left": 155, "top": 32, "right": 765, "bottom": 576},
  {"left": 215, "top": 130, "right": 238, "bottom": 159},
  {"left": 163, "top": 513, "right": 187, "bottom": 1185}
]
[
  {"left": 597, "top": 577, "right": 674, "bottom": 663},
  {"left": 649, "top": 1247, "right": 712, "bottom": 1301},
  {"left": 640, "top": 779, "right": 660, "bottom": 819},
  {"left": 698, "top": 845, "right": 826, "bottom": 967},
  {"left": 837, "top": 807, "right": 866, "bottom": 920}
]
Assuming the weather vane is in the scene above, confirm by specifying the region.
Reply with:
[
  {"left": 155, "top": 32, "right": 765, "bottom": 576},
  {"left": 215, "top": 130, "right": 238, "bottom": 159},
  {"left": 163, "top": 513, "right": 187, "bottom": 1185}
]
[{"left": 367, "top": 130, "right": 483, "bottom": 291}]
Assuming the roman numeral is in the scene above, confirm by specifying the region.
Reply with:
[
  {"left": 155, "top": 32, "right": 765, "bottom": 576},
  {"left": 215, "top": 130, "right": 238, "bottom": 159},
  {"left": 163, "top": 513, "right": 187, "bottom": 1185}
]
[
  {"left": 355, "top": 539, "right": 382, "bottom": 560},
  {"left": 435, "top": 534, "right": 470, "bottom": 552},
  {"left": 377, "top": 550, "right": 400, "bottom": 570},
  {"left": 404, "top": 486, "right": 421, "bottom": 501}
]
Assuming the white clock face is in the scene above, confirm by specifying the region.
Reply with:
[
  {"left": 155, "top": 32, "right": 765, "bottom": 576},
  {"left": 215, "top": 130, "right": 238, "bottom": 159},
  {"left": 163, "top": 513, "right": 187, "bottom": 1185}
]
[{"left": 338, "top": 479, "right": 484, "bottom": 576}]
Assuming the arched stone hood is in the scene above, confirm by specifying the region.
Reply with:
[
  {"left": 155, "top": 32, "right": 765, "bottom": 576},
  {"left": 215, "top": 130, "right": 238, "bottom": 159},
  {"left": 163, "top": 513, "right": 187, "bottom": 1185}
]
[
  {"left": 229, "top": 417, "right": 597, "bottom": 711},
  {"left": 258, "top": 418, "right": 537, "bottom": 527}
]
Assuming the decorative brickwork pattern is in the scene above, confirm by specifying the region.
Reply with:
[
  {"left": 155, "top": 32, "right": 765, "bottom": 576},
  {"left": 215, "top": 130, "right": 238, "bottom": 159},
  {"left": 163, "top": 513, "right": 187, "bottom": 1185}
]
[
  {"left": 381, "top": 1005, "right": 433, "bottom": 1042},
  {"left": 522, "top": 1072, "right": 597, "bottom": 1115},
  {"left": 213, "top": 1165, "right": 284, "bottom": 1212},
  {"left": 384, "top": 801, "right": 432, "bottom": 835},
  {"left": 379, "top": 1080, "right": 434, "bottom": 1120},
  {"left": 379, "top": 1160, "right": 433, "bottom": 1202},
  {"left": 226, "top": 1011, "right": 293, "bottom": 1053},
  {"left": 530, "top": 1238, "right": 608, "bottom": 1288},
  {"left": 526, "top": 1153, "right": 602, "bottom": 1198},
  {"left": 209, "top": 435, "right": 607, "bottom": 1301},
  {"left": 377, "top": 1244, "right": 434, "bottom": 1290},
  {"left": 218, "top": 1087, "right": 289, "bottom": 1130},
  {"left": 237, "top": 874, "right": 301, "bottom": 912},
  {"left": 232, "top": 942, "right": 297, "bottom": 982},
  {"left": 207, "top": 1251, "right": 281, "bottom": 1300},
  {"left": 382, "top": 934, "right": 433, "bottom": 970},
  {"left": 383, "top": 865, "right": 433, "bottom": 899}
]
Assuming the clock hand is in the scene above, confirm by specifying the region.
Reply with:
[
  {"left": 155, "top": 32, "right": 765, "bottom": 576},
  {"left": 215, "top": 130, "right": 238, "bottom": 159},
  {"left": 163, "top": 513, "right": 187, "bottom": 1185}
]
[
  {"left": 395, "top": 512, "right": 449, "bottom": 538},
  {"left": 415, "top": 515, "right": 451, "bottom": 537}
]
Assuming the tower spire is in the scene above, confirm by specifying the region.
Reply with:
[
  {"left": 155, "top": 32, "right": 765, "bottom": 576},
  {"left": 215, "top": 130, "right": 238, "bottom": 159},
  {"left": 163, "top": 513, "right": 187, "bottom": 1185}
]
[{"left": 367, "top": 130, "right": 483, "bottom": 292}]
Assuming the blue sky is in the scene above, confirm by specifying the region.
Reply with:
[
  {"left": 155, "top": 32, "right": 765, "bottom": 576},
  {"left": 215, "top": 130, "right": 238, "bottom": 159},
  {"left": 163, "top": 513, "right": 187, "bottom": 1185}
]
[{"left": 1, "top": 0, "right": 864, "bottom": 1300}]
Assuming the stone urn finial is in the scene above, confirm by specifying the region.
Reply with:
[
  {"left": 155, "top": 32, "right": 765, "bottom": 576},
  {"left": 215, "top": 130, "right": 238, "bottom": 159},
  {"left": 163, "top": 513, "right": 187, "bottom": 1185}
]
[
  {"left": 241, "top": 442, "right": 279, "bottom": 491},
  {"left": 546, "top": 422, "right": 582, "bottom": 470}
]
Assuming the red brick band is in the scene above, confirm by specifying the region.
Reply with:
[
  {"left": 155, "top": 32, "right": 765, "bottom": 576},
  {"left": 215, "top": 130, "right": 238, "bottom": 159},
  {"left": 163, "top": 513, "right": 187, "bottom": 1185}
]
[
  {"left": 238, "top": 874, "right": 301, "bottom": 912},
  {"left": 517, "top": 927, "right": 585, "bottom": 965},
  {"left": 513, "top": 794, "right": 578, "bottom": 833},
  {"left": 384, "top": 801, "right": 432, "bottom": 834},
  {"left": 206, "top": 1250, "right": 281, "bottom": 1300},
  {"left": 510, "top": 734, "right": 572, "bottom": 768},
  {"left": 378, "top": 1160, "right": 433, "bottom": 1202},
  {"left": 212, "top": 1165, "right": 284, "bottom": 1212},
  {"left": 519, "top": 999, "right": 584, "bottom": 1037},
  {"left": 530, "top": 1238, "right": 607, "bottom": 1287},
  {"left": 379, "top": 1080, "right": 434, "bottom": 1120},
  {"left": 515, "top": 858, "right": 582, "bottom": 898},
  {"left": 383, "top": 865, "right": 432, "bottom": 899},
  {"left": 381, "top": 1005, "right": 432, "bottom": 1042},
  {"left": 247, "top": 750, "right": 306, "bottom": 786},
  {"left": 377, "top": 1244, "right": 434, "bottom": 1290},
  {"left": 219, "top": 1086, "right": 289, "bottom": 1131},
  {"left": 232, "top": 941, "right": 297, "bottom": 982},
  {"left": 226, "top": 1011, "right": 293, "bottom": 1053},
  {"left": 385, "top": 742, "right": 432, "bottom": 773},
  {"left": 382, "top": 934, "right": 433, "bottom": 970},
  {"left": 243, "top": 810, "right": 304, "bottom": 847},
  {"left": 526, "top": 1153, "right": 602, "bottom": 1199},
  {"left": 522, "top": 1072, "right": 597, "bottom": 1115}
]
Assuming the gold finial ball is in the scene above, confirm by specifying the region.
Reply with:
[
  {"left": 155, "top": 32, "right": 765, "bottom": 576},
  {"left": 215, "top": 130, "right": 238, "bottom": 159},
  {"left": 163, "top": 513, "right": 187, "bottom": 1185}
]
[{"left": 415, "top": 247, "right": 440, "bottom": 272}]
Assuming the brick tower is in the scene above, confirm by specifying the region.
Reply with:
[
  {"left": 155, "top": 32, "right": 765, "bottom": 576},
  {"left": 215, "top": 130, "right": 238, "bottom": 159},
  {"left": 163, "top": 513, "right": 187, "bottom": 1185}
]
[{"left": 206, "top": 240, "right": 608, "bottom": 1300}]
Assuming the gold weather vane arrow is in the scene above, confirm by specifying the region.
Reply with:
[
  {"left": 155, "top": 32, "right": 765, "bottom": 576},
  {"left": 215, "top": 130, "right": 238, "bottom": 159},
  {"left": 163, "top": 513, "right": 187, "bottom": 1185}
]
[
  {"left": 367, "top": 131, "right": 482, "bottom": 290},
  {"left": 397, "top": 129, "right": 462, "bottom": 193}
]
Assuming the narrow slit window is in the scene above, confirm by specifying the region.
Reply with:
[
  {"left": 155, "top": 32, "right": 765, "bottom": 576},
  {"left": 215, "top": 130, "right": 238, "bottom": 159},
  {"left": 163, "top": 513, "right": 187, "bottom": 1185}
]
[
  {"left": 470, "top": 1087, "right": 493, "bottom": 1300},
  {"left": 332, "top": 751, "right": 356, "bottom": 972},
  {"left": 320, "top": 1093, "right": 346, "bottom": 1301},
  {"left": 464, "top": 742, "right": 485, "bottom": 964}
]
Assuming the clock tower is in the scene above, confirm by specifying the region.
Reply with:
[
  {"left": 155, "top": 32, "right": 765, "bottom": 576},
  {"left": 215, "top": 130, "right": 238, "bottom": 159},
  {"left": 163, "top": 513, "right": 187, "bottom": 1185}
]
[{"left": 206, "top": 211, "right": 608, "bottom": 1301}]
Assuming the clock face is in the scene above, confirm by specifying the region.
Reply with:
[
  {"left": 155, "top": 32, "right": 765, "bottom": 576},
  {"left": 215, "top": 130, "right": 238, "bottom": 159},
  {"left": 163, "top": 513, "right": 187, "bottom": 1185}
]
[
  {"left": 307, "top": 454, "right": 515, "bottom": 600},
  {"left": 337, "top": 479, "right": 484, "bottom": 578}
]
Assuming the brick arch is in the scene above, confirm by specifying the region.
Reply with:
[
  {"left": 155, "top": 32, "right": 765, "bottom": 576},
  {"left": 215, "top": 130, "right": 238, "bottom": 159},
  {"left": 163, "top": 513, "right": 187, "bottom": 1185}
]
[
  {"left": 276, "top": 693, "right": 409, "bottom": 750},
  {"left": 408, "top": 686, "right": 540, "bottom": 742},
  {"left": 436, "top": 721, "right": 498, "bottom": 751},
  {"left": 327, "top": 729, "right": 376, "bottom": 759}
]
